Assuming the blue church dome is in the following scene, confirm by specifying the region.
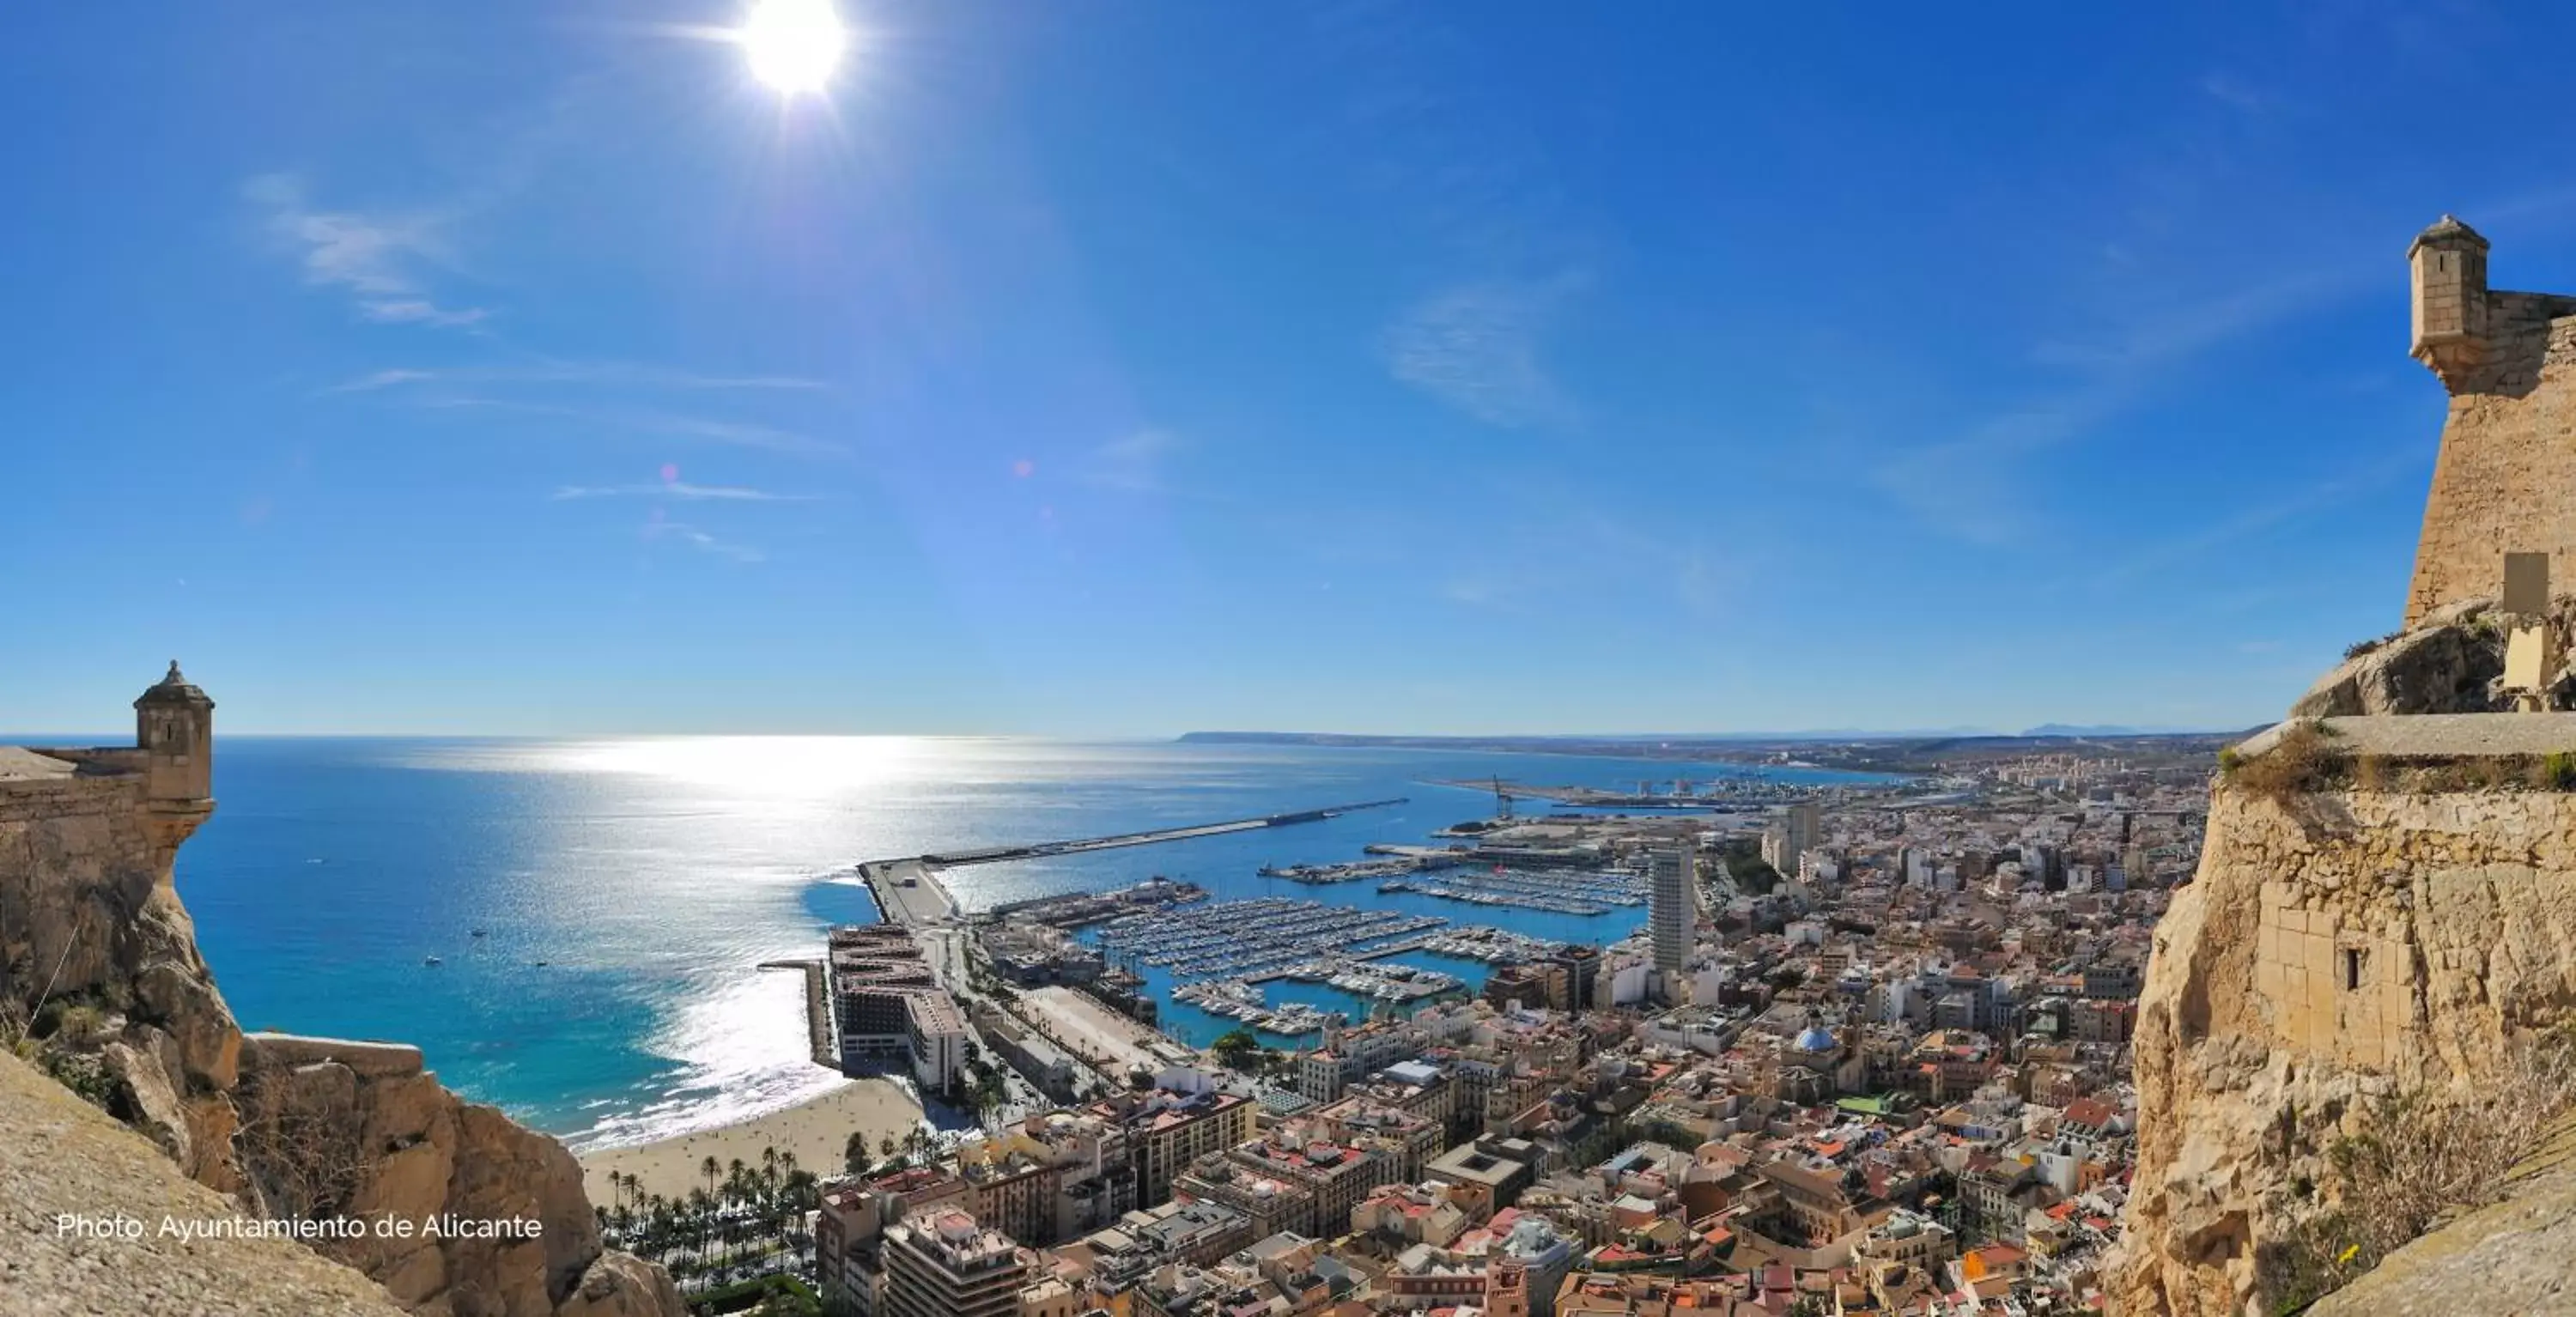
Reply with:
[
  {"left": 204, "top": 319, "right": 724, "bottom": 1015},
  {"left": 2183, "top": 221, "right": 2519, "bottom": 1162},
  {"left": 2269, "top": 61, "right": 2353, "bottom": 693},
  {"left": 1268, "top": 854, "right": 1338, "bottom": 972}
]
[{"left": 1795, "top": 1026, "right": 1837, "bottom": 1052}]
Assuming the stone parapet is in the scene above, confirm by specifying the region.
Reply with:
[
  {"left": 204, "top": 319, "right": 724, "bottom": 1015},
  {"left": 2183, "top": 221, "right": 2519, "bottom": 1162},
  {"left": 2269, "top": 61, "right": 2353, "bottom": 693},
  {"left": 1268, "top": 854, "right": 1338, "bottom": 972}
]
[{"left": 243, "top": 1033, "right": 430, "bottom": 1081}]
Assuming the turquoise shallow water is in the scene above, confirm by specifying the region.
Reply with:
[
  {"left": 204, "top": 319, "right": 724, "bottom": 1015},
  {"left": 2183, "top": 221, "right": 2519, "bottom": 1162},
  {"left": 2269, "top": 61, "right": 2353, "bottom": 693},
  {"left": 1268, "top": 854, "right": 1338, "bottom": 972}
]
[{"left": 163, "top": 737, "right": 1885, "bottom": 1150}]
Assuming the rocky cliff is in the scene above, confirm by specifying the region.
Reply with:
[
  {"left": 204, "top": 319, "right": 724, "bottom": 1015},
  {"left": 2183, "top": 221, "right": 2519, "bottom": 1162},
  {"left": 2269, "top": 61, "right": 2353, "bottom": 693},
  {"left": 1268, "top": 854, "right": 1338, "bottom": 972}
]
[
  {"left": 2114, "top": 762, "right": 2576, "bottom": 1313},
  {"left": 0, "top": 1046, "right": 409, "bottom": 1317},
  {"left": 0, "top": 744, "right": 681, "bottom": 1317}
]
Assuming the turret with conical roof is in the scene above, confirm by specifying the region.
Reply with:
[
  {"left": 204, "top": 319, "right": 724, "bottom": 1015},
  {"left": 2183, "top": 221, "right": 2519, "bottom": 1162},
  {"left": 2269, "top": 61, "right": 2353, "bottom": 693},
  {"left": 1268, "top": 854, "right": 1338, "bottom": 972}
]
[{"left": 135, "top": 660, "right": 214, "bottom": 810}]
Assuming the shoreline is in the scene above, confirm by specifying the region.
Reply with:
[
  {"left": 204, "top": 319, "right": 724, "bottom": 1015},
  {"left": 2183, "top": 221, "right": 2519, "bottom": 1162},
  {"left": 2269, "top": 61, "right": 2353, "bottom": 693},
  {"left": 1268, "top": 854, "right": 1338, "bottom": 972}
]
[{"left": 576, "top": 1076, "right": 924, "bottom": 1206}]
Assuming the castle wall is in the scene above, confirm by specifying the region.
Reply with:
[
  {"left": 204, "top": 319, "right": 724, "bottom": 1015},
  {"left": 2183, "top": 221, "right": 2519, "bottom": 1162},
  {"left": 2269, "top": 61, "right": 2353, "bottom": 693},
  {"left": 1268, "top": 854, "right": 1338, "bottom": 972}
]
[
  {"left": 2406, "top": 291, "right": 2576, "bottom": 627},
  {"left": 2116, "top": 780, "right": 2576, "bottom": 1314}
]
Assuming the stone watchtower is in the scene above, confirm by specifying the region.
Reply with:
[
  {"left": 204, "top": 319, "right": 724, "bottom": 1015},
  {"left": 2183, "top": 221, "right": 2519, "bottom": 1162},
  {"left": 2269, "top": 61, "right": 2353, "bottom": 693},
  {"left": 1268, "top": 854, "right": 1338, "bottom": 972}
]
[
  {"left": 2403, "top": 216, "right": 2576, "bottom": 627},
  {"left": 2409, "top": 215, "right": 2490, "bottom": 385},
  {"left": 134, "top": 660, "right": 216, "bottom": 851}
]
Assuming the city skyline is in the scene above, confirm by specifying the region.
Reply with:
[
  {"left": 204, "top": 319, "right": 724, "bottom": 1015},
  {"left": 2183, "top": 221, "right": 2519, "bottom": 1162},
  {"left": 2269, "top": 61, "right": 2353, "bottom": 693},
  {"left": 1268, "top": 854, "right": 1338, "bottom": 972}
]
[{"left": 12, "top": 2, "right": 2576, "bottom": 736}]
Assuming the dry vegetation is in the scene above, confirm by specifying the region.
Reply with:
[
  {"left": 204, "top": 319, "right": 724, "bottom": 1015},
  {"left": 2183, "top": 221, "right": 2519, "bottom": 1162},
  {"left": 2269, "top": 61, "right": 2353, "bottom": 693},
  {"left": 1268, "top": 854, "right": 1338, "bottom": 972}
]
[
  {"left": 2221, "top": 722, "right": 2349, "bottom": 800},
  {"left": 2222, "top": 726, "right": 2576, "bottom": 798},
  {"left": 2260, "top": 1029, "right": 2576, "bottom": 1314},
  {"left": 234, "top": 1071, "right": 373, "bottom": 1223}
]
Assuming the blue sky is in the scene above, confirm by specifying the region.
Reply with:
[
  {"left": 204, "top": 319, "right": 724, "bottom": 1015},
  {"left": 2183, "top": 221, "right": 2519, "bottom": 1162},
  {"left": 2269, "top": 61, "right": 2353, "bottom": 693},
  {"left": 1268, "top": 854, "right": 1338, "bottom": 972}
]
[{"left": 7, "top": 1, "right": 2576, "bottom": 737}]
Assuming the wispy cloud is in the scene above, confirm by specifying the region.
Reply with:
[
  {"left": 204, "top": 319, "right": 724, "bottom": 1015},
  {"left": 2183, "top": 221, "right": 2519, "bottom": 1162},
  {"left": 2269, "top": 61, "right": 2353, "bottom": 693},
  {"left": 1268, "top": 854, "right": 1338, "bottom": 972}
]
[
  {"left": 1078, "top": 428, "right": 1183, "bottom": 494},
  {"left": 1874, "top": 267, "right": 2368, "bottom": 543},
  {"left": 2087, "top": 444, "right": 2423, "bottom": 590},
  {"left": 1382, "top": 277, "right": 1581, "bottom": 428},
  {"left": 326, "top": 368, "right": 439, "bottom": 393},
  {"left": 553, "top": 482, "right": 811, "bottom": 502},
  {"left": 2200, "top": 71, "right": 2270, "bottom": 113},
  {"left": 643, "top": 519, "right": 763, "bottom": 563},
  {"left": 243, "top": 173, "right": 490, "bottom": 330},
  {"left": 420, "top": 397, "right": 846, "bottom": 460},
  {"left": 329, "top": 361, "right": 829, "bottom": 394},
  {"left": 360, "top": 300, "right": 490, "bottom": 328},
  {"left": 1435, "top": 496, "right": 1749, "bottom": 618}
]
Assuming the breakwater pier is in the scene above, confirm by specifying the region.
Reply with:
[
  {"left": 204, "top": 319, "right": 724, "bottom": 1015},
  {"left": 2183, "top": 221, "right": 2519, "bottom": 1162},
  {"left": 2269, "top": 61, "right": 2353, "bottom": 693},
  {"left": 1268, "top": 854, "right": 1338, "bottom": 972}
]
[
  {"left": 856, "top": 798, "right": 1406, "bottom": 927},
  {"left": 757, "top": 958, "right": 838, "bottom": 1068},
  {"left": 892, "top": 798, "right": 1407, "bottom": 871}
]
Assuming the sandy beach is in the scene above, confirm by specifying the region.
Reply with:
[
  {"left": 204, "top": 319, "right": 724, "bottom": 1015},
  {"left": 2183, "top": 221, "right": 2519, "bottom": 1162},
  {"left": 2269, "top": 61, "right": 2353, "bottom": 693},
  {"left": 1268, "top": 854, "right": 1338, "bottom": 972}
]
[{"left": 578, "top": 1077, "right": 924, "bottom": 1205}]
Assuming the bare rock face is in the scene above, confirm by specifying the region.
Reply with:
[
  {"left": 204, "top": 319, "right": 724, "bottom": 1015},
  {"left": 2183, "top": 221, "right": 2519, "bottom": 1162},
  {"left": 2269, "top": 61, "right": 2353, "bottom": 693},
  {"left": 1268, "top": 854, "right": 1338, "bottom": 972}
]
[
  {"left": 0, "top": 768, "right": 682, "bottom": 1317},
  {"left": 557, "top": 1253, "right": 688, "bottom": 1317},
  {"left": 2113, "top": 781, "right": 2576, "bottom": 1314},
  {"left": 2290, "top": 598, "right": 2502, "bottom": 718},
  {"left": 0, "top": 1049, "right": 410, "bottom": 1317},
  {"left": 230, "top": 1035, "right": 676, "bottom": 1317}
]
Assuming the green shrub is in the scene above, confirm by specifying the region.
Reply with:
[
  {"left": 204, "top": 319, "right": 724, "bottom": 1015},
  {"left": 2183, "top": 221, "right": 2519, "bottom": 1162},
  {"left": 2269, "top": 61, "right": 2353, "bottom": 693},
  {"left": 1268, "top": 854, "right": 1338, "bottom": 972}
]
[
  {"left": 40, "top": 1048, "right": 118, "bottom": 1111},
  {"left": 2541, "top": 751, "right": 2576, "bottom": 791},
  {"left": 690, "top": 1274, "right": 821, "bottom": 1316}
]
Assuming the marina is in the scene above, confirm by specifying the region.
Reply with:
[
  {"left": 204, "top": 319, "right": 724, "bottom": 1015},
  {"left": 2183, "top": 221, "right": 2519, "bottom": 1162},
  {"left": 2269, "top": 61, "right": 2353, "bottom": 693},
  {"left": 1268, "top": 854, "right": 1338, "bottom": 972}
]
[
  {"left": 1270, "top": 956, "right": 1461, "bottom": 1000},
  {"left": 1169, "top": 980, "right": 1335, "bottom": 1035},
  {"left": 1419, "top": 925, "right": 1586, "bottom": 964},
  {"left": 1090, "top": 896, "right": 1449, "bottom": 982},
  {"left": 1257, "top": 852, "right": 1463, "bottom": 883},
  {"left": 1374, "top": 863, "right": 1648, "bottom": 916}
]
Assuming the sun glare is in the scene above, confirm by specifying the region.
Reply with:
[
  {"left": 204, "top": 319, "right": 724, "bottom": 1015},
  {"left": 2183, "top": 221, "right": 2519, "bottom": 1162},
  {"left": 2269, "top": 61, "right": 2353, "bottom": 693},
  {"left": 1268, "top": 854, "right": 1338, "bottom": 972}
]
[{"left": 739, "top": 0, "right": 848, "bottom": 95}]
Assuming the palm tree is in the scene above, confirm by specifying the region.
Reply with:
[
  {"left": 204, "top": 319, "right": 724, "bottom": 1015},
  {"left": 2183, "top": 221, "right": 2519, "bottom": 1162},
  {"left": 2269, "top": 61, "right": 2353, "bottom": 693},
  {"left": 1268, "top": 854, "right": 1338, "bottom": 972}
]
[
  {"left": 701, "top": 1155, "right": 720, "bottom": 1203},
  {"left": 686, "top": 1187, "right": 714, "bottom": 1269}
]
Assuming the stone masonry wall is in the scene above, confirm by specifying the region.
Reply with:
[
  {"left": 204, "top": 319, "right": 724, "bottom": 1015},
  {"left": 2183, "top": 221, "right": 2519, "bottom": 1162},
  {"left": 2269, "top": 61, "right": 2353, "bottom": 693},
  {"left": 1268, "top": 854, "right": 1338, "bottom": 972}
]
[
  {"left": 2405, "top": 291, "right": 2576, "bottom": 628},
  {"left": 2115, "top": 780, "right": 2576, "bottom": 1314}
]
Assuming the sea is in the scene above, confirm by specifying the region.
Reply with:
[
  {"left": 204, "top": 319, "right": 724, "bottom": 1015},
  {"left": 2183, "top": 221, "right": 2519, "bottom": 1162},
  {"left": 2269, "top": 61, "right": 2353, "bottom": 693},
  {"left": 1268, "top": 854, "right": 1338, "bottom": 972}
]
[{"left": 152, "top": 737, "right": 1887, "bottom": 1152}]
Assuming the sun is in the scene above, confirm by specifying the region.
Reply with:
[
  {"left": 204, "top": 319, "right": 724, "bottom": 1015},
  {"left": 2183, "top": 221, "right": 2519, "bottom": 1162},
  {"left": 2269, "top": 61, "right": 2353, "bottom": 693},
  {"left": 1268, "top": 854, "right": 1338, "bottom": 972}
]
[{"left": 739, "top": 0, "right": 848, "bottom": 95}]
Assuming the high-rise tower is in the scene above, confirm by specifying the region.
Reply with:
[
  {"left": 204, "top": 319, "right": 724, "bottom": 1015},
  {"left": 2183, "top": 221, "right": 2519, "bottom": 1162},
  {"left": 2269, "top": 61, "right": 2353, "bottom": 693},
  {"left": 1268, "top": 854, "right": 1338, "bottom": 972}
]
[{"left": 1648, "top": 846, "right": 1698, "bottom": 996}]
